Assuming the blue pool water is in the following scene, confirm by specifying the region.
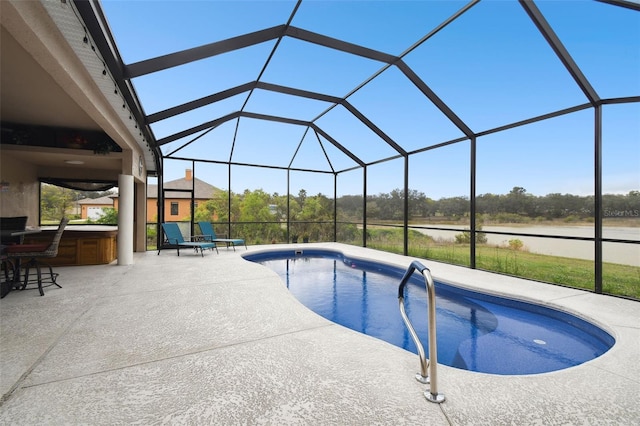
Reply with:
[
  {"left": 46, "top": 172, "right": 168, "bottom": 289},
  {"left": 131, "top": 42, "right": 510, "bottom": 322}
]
[{"left": 244, "top": 249, "right": 614, "bottom": 375}]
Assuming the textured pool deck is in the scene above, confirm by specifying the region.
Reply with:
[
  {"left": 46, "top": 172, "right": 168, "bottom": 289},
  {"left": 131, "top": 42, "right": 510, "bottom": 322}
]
[{"left": 1, "top": 243, "right": 638, "bottom": 424}]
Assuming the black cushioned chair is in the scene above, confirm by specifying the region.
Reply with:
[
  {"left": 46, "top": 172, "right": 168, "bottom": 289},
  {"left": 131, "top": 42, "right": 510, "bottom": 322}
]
[{"left": 0, "top": 216, "right": 28, "bottom": 246}]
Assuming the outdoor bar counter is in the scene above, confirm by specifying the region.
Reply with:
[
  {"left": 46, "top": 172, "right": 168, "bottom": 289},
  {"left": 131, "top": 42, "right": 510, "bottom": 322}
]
[{"left": 24, "top": 225, "right": 117, "bottom": 266}]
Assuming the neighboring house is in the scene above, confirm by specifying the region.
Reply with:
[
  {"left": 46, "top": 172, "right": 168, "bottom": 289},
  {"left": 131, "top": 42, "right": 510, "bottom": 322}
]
[
  {"left": 114, "top": 169, "right": 220, "bottom": 222},
  {"left": 78, "top": 195, "right": 115, "bottom": 220}
]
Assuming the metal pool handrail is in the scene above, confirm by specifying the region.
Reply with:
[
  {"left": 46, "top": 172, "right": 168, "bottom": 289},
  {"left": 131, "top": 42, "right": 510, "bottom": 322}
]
[{"left": 397, "top": 260, "right": 445, "bottom": 404}]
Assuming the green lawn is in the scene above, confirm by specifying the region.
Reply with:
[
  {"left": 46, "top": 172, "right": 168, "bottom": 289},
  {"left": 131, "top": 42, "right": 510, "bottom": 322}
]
[{"left": 364, "top": 230, "right": 639, "bottom": 300}]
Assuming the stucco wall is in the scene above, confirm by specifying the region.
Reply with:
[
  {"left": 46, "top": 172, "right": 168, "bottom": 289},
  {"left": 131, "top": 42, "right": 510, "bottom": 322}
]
[{"left": 0, "top": 150, "right": 39, "bottom": 226}]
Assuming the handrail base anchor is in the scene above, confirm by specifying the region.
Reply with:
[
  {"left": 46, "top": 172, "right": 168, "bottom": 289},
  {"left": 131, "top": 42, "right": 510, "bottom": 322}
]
[
  {"left": 415, "top": 373, "right": 429, "bottom": 384},
  {"left": 424, "top": 391, "right": 445, "bottom": 404}
]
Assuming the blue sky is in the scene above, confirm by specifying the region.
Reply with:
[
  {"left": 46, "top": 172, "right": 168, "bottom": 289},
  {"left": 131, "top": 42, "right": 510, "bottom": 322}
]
[{"left": 101, "top": 0, "right": 639, "bottom": 199}]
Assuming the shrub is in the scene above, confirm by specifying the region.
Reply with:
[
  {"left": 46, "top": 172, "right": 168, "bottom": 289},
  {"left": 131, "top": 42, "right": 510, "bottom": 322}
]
[
  {"left": 508, "top": 239, "right": 524, "bottom": 251},
  {"left": 455, "top": 228, "right": 487, "bottom": 244},
  {"left": 455, "top": 232, "right": 470, "bottom": 244},
  {"left": 493, "top": 213, "right": 530, "bottom": 223},
  {"left": 95, "top": 208, "right": 118, "bottom": 224}
]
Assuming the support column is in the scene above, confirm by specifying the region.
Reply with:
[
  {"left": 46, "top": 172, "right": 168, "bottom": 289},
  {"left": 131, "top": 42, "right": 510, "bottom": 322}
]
[
  {"left": 134, "top": 181, "right": 147, "bottom": 252},
  {"left": 118, "top": 174, "right": 134, "bottom": 265}
]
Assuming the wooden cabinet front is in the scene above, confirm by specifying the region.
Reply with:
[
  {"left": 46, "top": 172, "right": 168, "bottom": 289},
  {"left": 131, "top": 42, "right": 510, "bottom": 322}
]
[{"left": 25, "top": 230, "right": 117, "bottom": 266}]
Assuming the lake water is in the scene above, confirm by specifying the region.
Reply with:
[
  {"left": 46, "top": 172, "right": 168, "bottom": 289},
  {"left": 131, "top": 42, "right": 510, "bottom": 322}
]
[{"left": 409, "top": 225, "right": 639, "bottom": 266}]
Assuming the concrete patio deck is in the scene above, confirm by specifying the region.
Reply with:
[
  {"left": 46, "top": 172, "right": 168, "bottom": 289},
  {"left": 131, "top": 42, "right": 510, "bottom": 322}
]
[{"left": 1, "top": 243, "right": 638, "bottom": 425}]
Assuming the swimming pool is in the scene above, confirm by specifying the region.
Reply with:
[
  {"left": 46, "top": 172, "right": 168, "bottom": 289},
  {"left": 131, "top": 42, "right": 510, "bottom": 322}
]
[{"left": 244, "top": 249, "right": 615, "bottom": 375}]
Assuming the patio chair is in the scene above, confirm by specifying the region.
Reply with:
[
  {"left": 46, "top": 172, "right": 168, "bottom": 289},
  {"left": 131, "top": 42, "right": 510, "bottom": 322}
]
[
  {"left": 158, "top": 223, "right": 217, "bottom": 257},
  {"left": 197, "top": 222, "right": 247, "bottom": 251},
  {"left": 4, "top": 217, "right": 69, "bottom": 296}
]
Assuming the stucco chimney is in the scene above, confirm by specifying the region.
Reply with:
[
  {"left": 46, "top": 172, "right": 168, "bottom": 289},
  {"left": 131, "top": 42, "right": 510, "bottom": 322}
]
[{"left": 185, "top": 169, "right": 192, "bottom": 181}]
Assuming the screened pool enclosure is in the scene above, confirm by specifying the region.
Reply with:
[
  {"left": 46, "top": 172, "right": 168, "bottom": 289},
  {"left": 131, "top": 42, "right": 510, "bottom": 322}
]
[{"left": 78, "top": 0, "right": 639, "bottom": 298}]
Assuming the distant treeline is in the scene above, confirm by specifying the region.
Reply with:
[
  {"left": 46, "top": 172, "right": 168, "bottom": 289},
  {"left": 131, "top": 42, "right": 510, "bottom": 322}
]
[
  {"left": 337, "top": 187, "right": 640, "bottom": 222},
  {"left": 43, "top": 180, "right": 638, "bottom": 226},
  {"left": 189, "top": 187, "right": 639, "bottom": 243},
  {"left": 197, "top": 186, "right": 639, "bottom": 226}
]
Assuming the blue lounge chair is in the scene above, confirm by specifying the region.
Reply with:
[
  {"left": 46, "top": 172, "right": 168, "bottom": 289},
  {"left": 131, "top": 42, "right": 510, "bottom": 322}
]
[
  {"left": 159, "top": 223, "right": 217, "bottom": 257},
  {"left": 197, "top": 222, "right": 246, "bottom": 251}
]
